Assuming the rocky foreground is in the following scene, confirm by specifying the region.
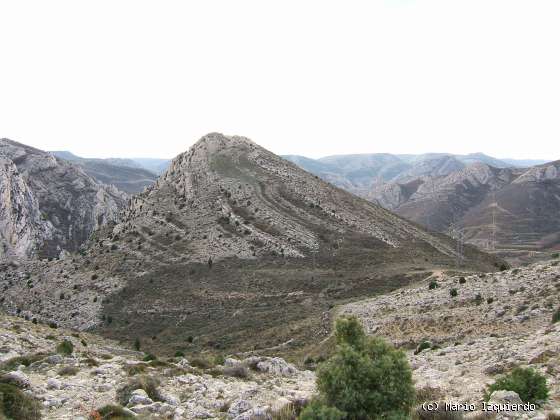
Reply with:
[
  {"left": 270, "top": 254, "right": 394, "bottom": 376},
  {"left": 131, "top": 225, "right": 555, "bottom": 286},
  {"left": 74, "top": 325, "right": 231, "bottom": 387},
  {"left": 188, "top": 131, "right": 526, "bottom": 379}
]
[
  {"left": 0, "top": 314, "right": 314, "bottom": 419},
  {"left": 2, "top": 259, "right": 560, "bottom": 419},
  {"left": 342, "top": 259, "right": 560, "bottom": 416}
]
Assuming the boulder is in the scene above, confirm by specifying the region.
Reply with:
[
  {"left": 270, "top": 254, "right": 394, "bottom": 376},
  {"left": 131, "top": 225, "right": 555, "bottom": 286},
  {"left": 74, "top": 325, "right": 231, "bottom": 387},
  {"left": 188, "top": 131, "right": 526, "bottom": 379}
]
[
  {"left": 1, "top": 371, "right": 31, "bottom": 389},
  {"left": 256, "top": 357, "right": 297, "bottom": 376}
]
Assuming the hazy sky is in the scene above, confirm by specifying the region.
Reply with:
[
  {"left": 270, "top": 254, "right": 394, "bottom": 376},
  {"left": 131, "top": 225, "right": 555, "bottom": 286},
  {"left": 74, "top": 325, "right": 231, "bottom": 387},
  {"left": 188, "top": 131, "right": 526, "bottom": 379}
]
[{"left": 1, "top": 1, "right": 559, "bottom": 160}]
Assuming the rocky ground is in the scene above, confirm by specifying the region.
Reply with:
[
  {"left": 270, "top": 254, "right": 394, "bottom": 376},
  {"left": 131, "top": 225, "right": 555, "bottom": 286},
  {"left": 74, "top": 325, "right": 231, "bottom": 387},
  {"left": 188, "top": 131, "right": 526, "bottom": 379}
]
[
  {"left": 0, "top": 314, "right": 315, "bottom": 419},
  {"left": 341, "top": 259, "right": 560, "bottom": 417}
]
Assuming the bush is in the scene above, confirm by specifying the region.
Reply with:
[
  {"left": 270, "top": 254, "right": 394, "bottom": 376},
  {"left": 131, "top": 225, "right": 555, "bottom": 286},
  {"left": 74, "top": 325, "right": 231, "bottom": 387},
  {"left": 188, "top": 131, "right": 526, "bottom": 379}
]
[
  {"left": 58, "top": 366, "right": 79, "bottom": 376},
  {"left": 315, "top": 316, "right": 415, "bottom": 419},
  {"left": 56, "top": 339, "right": 74, "bottom": 355},
  {"left": 299, "top": 399, "right": 345, "bottom": 420},
  {"left": 223, "top": 365, "right": 250, "bottom": 379},
  {"left": 143, "top": 354, "right": 157, "bottom": 362},
  {"left": 0, "top": 383, "right": 42, "bottom": 420},
  {"left": 174, "top": 351, "right": 185, "bottom": 358},
  {"left": 459, "top": 277, "right": 466, "bottom": 284},
  {"left": 485, "top": 367, "right": 548, "bottom": 404},
  {"left": 116, "top": 375, "right": 162, "bottom": 406},
  {"left": 474, "top": 294, "right": 483, "bottom": 305},
  {"left": 487, "top": 297, "right": 494, "bottom": 304},
  {"left": 414, "top": 341, "right": 432, "bottom": 355},
  {"left": 552, "top": 308, "right": 560, "bottom": 324},
  {"left": 429, "top": 281, "right": 438, "bottom": 290},
  {"left": 551, "top": 253, "right": 559, "bottom": 259},
  {"left": 90, "top": 404, "right": 134, "bottom": 419},
  {"left": 450, "top": 288, "right": 458, "bottom": 298}
]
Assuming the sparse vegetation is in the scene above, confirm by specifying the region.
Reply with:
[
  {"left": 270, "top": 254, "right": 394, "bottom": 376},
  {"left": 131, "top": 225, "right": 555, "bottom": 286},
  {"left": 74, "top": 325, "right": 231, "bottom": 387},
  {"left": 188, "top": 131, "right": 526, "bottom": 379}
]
[
  {"left": 552, "top": 308, "right": 560, "bottom": 324},
  {"left": 90, "top": 404, "right": 134, "bottom": 419},
  {"left": 58, "top": 366, "right": 79, "bottom": 376},
  {"left": 116, "top": 375, "right": 162, "bottom": 406},
  {"left": 450, "top": 288, "right": 458, "bottom": 298},
  {"left": 0, "top": 383, "right": 42, "bottom": 420},
  {"left": 415, "top": 340, "right": 432, "bottom": 355},
  {"left": 485, "top": 367, "right": 548, "bottom": 404},
  {"left": 56, "top": 339, "right": 74, "bottom": 355},
  {"left": 429, "top": 281, "right": 438, "bottom": 290},
  {"left": 223, "top": 364, "right": 250, "bottom": 379}
]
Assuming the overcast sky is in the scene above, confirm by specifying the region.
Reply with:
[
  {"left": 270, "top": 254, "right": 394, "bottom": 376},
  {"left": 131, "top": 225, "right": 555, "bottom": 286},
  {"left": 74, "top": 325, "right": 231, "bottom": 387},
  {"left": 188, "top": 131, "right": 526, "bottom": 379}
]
[{"left": 1, "top": 1, "right": 559, "bottom": 160}]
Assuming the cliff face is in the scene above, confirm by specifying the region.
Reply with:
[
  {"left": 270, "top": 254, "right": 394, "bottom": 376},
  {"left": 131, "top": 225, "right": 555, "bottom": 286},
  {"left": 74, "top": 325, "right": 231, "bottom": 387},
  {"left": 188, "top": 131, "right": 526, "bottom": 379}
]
[{"left": 0, "top": 139, "right": 127, "bottom": 260}]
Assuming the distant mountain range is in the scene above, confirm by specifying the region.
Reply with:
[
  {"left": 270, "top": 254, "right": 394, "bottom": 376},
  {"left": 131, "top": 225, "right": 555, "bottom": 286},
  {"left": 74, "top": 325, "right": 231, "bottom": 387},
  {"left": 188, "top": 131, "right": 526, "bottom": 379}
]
[
  {"left": 51, "top": 151, "right": 170, "bottom": 193},
  {"left": 284, "top": 153, "right": 560, "bottom": 253}
]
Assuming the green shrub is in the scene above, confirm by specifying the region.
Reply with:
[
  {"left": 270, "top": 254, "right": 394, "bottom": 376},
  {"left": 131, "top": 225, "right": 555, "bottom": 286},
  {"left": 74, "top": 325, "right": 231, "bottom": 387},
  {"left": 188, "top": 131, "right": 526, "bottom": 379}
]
[
  {"left": 552, "top": 308, "right": 560, "bottom": 324},
  {"left": 0, "top": 353, "right": 50, "bottom": 372},
  {"left": 315, "top": 316, "right": 415, "bottom": 419},
  {"left": 0, "top": 383, "right": 42, "bottom": 420},
  {"left": 133, "top": 338, "right": 141, "bottom": 351},
  {"left": 299, "top": 399, "right": 345, "bottom": 420},
  {"left": 428, "top": 281, "right": 438, "bottom": 290},
  {"left": 116, "top": 375, "right": 162, "bottom": 406},
  {"left": 487, "top": 297, "right": 494, "bottom": 304},
  {"left": 414, "top": 341, "right": 432, "bottom": 355},
  {"left": 551, "top": 253, "right": 559, "bottom": 259},
  {"left": 474, "top": 294, "right": 483, "bottom": 305},
  {"left": 459, "top": 277, "right": 466, "bottom": 284},
  {"left": 56, "top": 339, "right": 74, "bottom": 355},
  {"left": 174, "top": 351, "right": 185, "bottom": 358},
  {"left": 485, "top": 367, "right": 548, "bottom": 404},
  {"left": 450, "top": 288, "right": 458, "bottom": 298},
  {"left": 143, "top": 354, "right": 157, "bottom": 362}
]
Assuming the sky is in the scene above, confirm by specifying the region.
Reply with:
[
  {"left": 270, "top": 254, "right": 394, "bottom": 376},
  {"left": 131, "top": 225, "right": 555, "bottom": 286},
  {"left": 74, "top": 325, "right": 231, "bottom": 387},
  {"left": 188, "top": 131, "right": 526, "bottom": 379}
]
[{"left": 0, "top": 1, "right": 559, "bottom": 160}]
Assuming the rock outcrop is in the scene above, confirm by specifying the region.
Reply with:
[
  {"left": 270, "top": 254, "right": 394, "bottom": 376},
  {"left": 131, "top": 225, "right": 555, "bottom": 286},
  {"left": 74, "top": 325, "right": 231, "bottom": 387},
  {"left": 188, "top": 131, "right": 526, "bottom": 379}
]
[{"left": 0, "top": 139, "right": 126, "bottom": 260}]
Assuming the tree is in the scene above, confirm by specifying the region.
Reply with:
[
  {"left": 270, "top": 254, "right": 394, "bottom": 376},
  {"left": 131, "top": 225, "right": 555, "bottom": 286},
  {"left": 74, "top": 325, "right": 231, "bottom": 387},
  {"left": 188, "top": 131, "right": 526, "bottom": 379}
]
[
  {"left": 313, "top": 316, "right": 415, "bottom": 419},
  {"left": 486, "top": 367, "right": 548, "bottom": 404}
]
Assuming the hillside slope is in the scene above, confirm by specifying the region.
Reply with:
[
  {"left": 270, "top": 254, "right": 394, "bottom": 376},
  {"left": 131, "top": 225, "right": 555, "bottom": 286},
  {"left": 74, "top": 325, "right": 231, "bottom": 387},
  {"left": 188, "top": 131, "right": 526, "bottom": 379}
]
[{"left": 0, "top": 133, "right": 502, "bottom": 357}]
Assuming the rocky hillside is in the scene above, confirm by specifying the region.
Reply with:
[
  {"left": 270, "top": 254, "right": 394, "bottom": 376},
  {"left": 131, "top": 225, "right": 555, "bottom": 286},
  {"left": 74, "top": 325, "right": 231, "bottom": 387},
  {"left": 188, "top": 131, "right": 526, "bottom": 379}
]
[
  {"left": 0, "top": 313, "right": 314, "bottom": 419},
  {"left": 52, "top": 151, "right": 159, "bottom": 194},
  {"left": 0, "top": 139, "right": 126, "bottom": 260},
  {"left": 0, "top": 133, "right": 503, "bottom": 357},
  {"left": 341, "top": 258, "right": 560, "bottom": 413},
  {"left": 2, "top": 259, "right": 560, "bottom": 419}
]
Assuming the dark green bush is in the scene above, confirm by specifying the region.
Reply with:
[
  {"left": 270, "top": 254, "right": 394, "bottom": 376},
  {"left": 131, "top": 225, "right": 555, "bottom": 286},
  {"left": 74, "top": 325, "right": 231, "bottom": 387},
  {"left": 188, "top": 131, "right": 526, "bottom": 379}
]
[
  {"left": 143, "top": 354, "right": 157, "bottom": 362},
  {"left": 56, "top": 339, "right": 74, "bottom": 355},
  {"left": 0, "top": 383, "right": 42, "bottom": 420},
  {"left": 474, "top": 294, "right": 483, "bottom": 305},
  {"left": 174, "top": 351, "right": 185, "bottom": 358},
  {"left": 450, "top": 288, "right": 458, "bottom": 298},
  {"left": 429, "top": 281, "right": 438, "bottom": 290},
  {"left": 459, "top": 277, "right": 466, "bottom": 284},
  {"left": 414, "top": 341, "right": 432, "bottom": 355},
  {"left": 315, "top": 316, "right": 415, "bottom": 419},
  {"left": 487, "top": 297, "right": 494, "bottom": 304},
  {"left": 485, "top": 367, "right": 548, "bottom": 404},
  {"left": 299, "top": 399, "right": 345, "bottom": 420}
]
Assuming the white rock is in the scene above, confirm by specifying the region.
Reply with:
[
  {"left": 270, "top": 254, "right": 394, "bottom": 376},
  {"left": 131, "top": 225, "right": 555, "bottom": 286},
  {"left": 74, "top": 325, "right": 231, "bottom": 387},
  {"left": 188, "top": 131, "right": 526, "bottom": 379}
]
[
  {"left": 256, "top": 357, "right": 297, "bottom": 376},
  {"left": 228, "top": 399, "right": 252, "bottom": 417}
]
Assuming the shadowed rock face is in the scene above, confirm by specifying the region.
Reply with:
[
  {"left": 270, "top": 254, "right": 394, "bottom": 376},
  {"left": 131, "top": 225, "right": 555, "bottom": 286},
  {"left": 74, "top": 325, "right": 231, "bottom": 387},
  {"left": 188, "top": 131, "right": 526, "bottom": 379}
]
[
  {"left": 0, "top": 133, "right": 502, "bottom": 356},
  {"left": 0, "top": 139, "right": 126, "bottom": 259}
]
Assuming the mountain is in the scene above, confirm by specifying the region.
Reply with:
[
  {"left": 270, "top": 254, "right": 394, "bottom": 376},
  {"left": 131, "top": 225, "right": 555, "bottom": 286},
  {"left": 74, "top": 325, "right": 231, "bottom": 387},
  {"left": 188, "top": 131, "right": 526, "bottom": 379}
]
[
  {"left": 283, "top": 152, "right": 527, "bottom": 193},
  {"left": 501, "top": 158, "right": 550, "bottom": 167},
  {"left": 0, "top": 133, "right": 502, "bottom": 357},
  {"left": 366, "top": 161, "right": 560, "bottom": 253},
  {"left": 52, "top": 151, "right": 158, "bottom": 194},
  {"left": 0, "top": 139, "right": 126, "bottom": 260}
]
